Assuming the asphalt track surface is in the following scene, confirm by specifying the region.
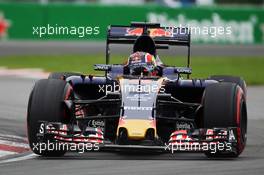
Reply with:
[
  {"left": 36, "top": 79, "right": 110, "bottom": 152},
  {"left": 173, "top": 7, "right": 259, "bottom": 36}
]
[
  {"left": 0, "top": 76, "right": 264, "bottom": 175},
  {"left": 0, "top": 41, "right": 264, "bottom": 56}
]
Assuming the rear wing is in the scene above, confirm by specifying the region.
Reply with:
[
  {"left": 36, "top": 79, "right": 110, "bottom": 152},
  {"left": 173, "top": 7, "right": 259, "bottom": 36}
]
[
  {"left": 107, "top": 22, "right": 190, "bottom": 46},
  {"left": 105, "top": 22, "right": 191, "bottom": 77}
]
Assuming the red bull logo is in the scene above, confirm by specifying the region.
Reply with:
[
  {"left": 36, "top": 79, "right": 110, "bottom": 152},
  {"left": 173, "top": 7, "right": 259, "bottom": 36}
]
[
  {"left": 126, "top": 28, "right": 143, "bottom": 36},
  {"left": 149, "top": 28, "right": 173, "bottom": 37},
  {"left": 126, "top": 27, "right": 173, "bottom": 38}
]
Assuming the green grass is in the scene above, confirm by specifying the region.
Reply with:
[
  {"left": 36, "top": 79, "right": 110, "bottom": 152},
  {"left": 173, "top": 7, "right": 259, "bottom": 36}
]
[{"left": 0, "top": 55, "right": 263, "bottom": 85}]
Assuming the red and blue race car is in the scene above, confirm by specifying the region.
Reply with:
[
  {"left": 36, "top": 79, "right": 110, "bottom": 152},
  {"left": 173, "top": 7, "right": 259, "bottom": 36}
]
[{"left": 27, "top": 22, "right": 247, "bottom": 158}]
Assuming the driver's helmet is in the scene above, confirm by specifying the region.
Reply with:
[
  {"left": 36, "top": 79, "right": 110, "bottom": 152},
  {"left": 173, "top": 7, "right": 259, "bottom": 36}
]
[{"left": 127, "top": 51, "right": 157, "bottom": 76}]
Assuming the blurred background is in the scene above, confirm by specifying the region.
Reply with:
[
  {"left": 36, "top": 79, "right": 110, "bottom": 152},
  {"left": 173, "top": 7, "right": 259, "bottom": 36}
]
[
  {"left": 0, "top": 0, "right": 263, "bottom": 43},
  {"left": 0, "top": 0, "right": 263, "bottom": 5},
  {"left": 0, "top": 0, "right": 263, "bottom": 84}
]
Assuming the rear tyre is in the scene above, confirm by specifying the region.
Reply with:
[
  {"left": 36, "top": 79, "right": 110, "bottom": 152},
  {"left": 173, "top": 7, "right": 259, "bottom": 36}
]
[
  {"left": 208, "top": 75, "right": 247, "bottom": 98},
  {"left": 27, "top": 79, "right": 73, "bottom": 156},
  {"left": 48, "top": 72, "right": 82, "bottom": 79},
  {"left": 203, "top": 83, "right": 247, "bottom": 158}
]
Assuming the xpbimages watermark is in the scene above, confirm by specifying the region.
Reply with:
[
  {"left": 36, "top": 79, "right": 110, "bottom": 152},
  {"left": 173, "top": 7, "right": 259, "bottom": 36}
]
[
  {"left": 32, "top": 24, "right": 100, "bottom": 38},
  {"left": 32, "top": 141, "right": 100, "bottom": 154},
  {"left": 164, "top": 141, "right": 232, "bottom": 154},
  {"left": 165, "top": 24, "right": 232, "bottom": 38},
  {"left": 98, "top": 82, "right": 165, "bottom": 94}
]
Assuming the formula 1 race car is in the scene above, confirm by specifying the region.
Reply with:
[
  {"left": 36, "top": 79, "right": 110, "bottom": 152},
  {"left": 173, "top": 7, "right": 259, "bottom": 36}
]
[{"left": 27, "top": 22, "right": 247, "bottom": 158}]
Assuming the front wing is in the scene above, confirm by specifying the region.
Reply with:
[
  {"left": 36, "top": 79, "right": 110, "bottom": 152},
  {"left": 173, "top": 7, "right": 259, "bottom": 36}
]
[{"left": 36, "top": 121, "right": 239, "bottom": 154}]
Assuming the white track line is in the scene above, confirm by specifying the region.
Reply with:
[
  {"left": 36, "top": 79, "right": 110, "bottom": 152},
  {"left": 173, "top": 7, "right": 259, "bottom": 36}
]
[
  {"left": 0, "top": 140, "right": 29, "bottom": 148},
  {"left": 0, "top": 67, "right": 49, "bottom": 79},
  {"left": 0, "top": 150, "right": 16, "bottom": 157},
  {"left": 0, "top": 134, "right": 27, "bottom": 141},
  {"left": 0, "top": 153, "right": 36, "bottom": 164}
]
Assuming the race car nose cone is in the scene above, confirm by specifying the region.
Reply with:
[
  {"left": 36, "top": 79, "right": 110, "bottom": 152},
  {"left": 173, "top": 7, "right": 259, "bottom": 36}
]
[{"left": 117, "top": 119, "right": 156, "bottom": 140}]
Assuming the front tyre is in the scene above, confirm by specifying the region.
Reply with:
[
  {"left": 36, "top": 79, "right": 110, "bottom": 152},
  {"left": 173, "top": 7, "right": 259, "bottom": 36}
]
[
  {"left": 27, "top": 79, "right": 73, "bottom": 156},
  {"left": 208, "top": 75, "right": 247, "bottom": 98},
  {"left": 203, "top": 83, "right": 247, "bottom": 158}
]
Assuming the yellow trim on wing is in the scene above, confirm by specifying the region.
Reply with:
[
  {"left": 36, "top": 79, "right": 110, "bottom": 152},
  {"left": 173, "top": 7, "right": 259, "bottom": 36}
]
[{"left": 117, "top": 119, "right": 156, "bottom": 140}]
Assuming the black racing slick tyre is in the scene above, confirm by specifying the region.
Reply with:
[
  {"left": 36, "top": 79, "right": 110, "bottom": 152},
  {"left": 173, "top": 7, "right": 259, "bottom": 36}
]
[
  {"left": 27, "top": 79, "right": 73, "bottom": 156},
  {"left": 208, "top": 75, "right": 247, "bottom": 98},
  {"left": 203, "top": 83, "right": 247, "bottom": 158},
  {"left": 48, "top": 72, "right": 82, "bottom": 79}
]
